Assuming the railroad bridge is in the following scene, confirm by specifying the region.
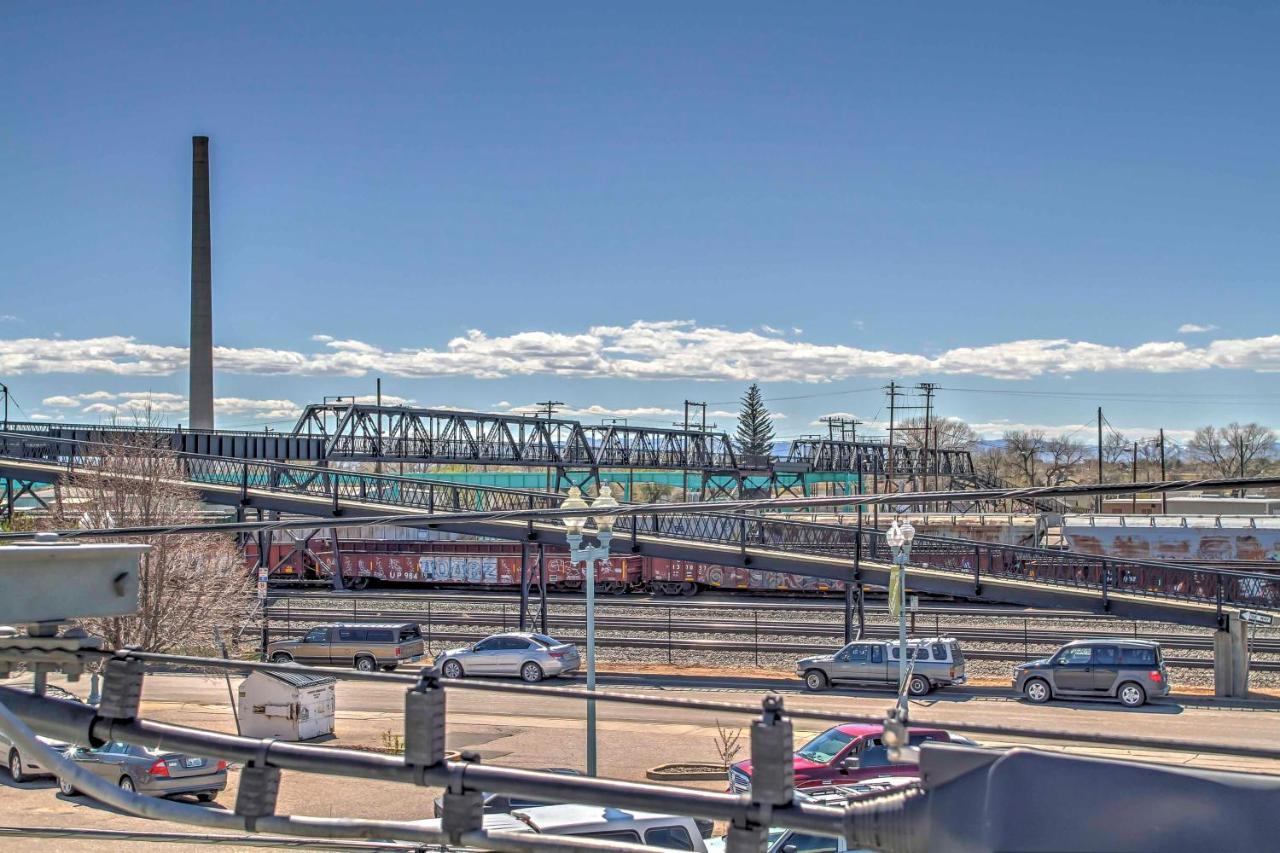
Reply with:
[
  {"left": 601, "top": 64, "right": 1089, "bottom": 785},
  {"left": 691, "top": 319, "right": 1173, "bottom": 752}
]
[
  {"left": 0, "top": 435, "right": 1271, "bottom": 695},
  {"left": 2, "top": 401, "right": 1044, "bottom": 511}
]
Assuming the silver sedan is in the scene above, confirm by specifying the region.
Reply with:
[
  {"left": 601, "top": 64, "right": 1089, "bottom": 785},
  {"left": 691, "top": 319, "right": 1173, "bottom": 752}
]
[{"left": 435, "top": 633, "right": 580, "bottom": 683}]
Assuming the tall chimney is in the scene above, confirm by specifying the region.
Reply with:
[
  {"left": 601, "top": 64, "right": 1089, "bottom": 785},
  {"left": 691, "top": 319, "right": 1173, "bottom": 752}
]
[{"left": 189, "top": 136, "right": 214, "bottom": 430}]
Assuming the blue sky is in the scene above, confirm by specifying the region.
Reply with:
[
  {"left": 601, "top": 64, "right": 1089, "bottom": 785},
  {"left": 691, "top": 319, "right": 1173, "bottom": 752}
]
[{"left": 2, "top": 2, "right": 1278, "bottom": 445}]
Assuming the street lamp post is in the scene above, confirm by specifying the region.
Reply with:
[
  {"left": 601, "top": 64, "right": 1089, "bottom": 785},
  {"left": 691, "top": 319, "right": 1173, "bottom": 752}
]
[
  {"left": 885, "top": 516, "right": 916, "bottom": 717},
  {"left": 560, "top": 484, "right": 618, "bottom": 777}
]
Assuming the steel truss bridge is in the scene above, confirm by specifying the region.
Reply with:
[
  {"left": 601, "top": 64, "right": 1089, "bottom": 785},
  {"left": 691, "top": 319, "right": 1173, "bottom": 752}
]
[
  {"left": 0, "top": 400, "right": 1026, "bottom": 507},
  {"left": 1, "top": 433, "right": 1275, "bottom": 630}
]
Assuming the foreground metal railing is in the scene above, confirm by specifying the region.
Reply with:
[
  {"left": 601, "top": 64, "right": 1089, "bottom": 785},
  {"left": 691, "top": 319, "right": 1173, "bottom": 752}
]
[
  {"left": 3, "top": 431, "right": 1279, "bottom": 616},
  {"left": 3, "top": 647, "right": 1280, "bottom": 852}
]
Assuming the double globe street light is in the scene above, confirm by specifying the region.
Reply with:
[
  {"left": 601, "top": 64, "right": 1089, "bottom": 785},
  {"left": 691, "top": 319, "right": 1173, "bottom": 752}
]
[
  {"left": 559, "top": 484, "right": 619, "bottom": 777},
  {"left": 885, "top": 515, "right": 916, "bottom": 721}
]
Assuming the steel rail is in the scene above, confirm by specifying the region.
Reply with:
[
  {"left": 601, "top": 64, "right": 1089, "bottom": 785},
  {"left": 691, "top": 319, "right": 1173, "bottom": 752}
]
[
  {"left": 4, "top": 433, "right": 1278, "bottom": 619},
  {"left": 259, "top": 623, "right": 1277, "bottom": 670},
  {"left": 260, "top": 606, "right": 1280, "bottom": 652},
  {"left": 0, "top": 827, "right": 418, "bottom": 850},
  {"left": 102, "top": 652, "right": 1280, "bottom": 759},
  {"left": 0, "top": 686, "right": 848, "bottom": 841}
]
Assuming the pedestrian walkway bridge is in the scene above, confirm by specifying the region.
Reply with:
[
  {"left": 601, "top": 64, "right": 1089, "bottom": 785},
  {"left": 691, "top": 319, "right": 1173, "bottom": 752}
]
[{"left": 2, "top": 435, "right": 1275, "bottom": 634}]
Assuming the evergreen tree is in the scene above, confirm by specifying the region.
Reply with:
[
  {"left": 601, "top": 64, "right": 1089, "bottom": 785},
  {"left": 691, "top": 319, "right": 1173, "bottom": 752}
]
[{"left": 734, "top": 382, "right": 776, "bottom": 458}]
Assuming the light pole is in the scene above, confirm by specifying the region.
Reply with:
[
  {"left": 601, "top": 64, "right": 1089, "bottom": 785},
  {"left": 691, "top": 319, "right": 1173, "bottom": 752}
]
[
  {"left": 885, "top": 516, "right": 916, "bottom": 717},
  {"left": 560, "top": 484, "right": 618, "bottom": 777}
]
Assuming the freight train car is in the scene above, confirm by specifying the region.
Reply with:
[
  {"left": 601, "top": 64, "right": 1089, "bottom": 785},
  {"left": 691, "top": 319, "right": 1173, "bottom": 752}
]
[{"left": 250, "top": 539, "right": 644, "bottom": 593}]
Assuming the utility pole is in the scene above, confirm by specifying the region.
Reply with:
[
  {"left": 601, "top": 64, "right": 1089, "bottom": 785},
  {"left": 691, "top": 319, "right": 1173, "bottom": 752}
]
[
  {"left": 1096, "top": 407, "right": 1104, "bottom": 513},
  {"left": 1159, "top": 428, "right": 1168, "bottom": 514},
  {"left": 537, "top": 401, "right": 564, "bottom": 492},
  {"left": 374, "top": 377, "right": 383, "bottom": 475},
  {"left": 918, "top": 382, "right": 938, "bottom": 495},
  {"left": 1132, "top": 440, "right": 1138, "bottom": 514},
  {"left": 1, "top": 382, "right": 10, "bottom": 524},
  {"left": 885, "top": 382, "right": 902, "bottom": 494}
]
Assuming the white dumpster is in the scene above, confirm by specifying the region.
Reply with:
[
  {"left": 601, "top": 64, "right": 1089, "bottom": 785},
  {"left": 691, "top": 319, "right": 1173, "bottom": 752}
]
[{"left": 237, "top": 667, "right": 336, "bottom": 741}]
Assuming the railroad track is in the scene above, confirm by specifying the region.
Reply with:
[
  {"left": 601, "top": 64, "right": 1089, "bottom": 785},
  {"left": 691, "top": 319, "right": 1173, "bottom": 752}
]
[
  {"left": 268, "top": 587, "right": 1121, "bottom": 621},
  {"left": 261, "top": 624, "right": 1280, "bottom": 672},
  {"left": 263, "top": 601, "right": 1280, "bottom": 660}
]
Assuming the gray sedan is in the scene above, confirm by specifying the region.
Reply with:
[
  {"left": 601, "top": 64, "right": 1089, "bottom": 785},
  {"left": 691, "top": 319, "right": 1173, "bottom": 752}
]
[
  {"left": 435, "top": 633, "right": 580, "bottom": 683},
  {"left": 58, "top": 741, "right": 227, "bottom": 801}
]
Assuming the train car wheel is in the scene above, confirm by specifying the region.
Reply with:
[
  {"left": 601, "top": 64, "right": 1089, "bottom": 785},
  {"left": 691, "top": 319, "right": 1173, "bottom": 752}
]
[{"left": 680, "top": 582, "right": 699, "bottom": 597}]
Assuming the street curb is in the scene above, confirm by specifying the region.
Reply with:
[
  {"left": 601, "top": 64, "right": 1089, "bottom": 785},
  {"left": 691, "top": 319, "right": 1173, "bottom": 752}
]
[{"left": 588, "top": 671, "right": 1280, "bottom": 711}]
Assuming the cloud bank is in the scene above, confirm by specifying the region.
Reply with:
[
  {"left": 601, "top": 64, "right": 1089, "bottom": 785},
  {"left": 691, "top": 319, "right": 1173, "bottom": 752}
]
[{"left": 4, "top": 321, "right": 1280, "bottom": 383}]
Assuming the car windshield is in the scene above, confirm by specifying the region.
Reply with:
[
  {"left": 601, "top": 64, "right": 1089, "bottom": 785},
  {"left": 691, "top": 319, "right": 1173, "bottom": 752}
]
[
  {"left": 796, "top": 728, "right": 855, "bottom": 763},
  {"left": 766, "top": 828, "right": 790, "bottom": 850}
]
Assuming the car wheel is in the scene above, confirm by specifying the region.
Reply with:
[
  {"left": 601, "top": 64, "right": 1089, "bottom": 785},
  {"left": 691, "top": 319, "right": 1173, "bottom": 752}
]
[
  {"left": 908, "top": 674, "right": 932, "bottom": 696},
  {"left": 270, "top": 652, "right": 293, "bottom": 664},
  {"left": 521, "top": 662, "right": 545, "bottom": 683},
  {"left": 119, "top": 775, "right": 136, "bottom": 793},
  {"left": 1023, "top": 678, "right": 1052, "bottom": 704},
  {"left": 1118, "top": 681, "right": 1147, "bottom": 708},
  {"left": 59, "top": 777, "right": 77, "bottom": 797},
  {"left": 7, "top": 747, "right": 25, "bottom": 778},
  {"left": 197, "top": 791, "right": 217, "bottom": 803},
  {"left": 441, "top": 659, "right": 464, "bottom": 679},
  {"left": 804, "top": 669, "right": 829, "bottom": 691},
  {"left": 8, "top": 749, "right": 26, "bottom": 783},
  {"left": 354, "top": 656, "right": 376, "bottom": 673}
]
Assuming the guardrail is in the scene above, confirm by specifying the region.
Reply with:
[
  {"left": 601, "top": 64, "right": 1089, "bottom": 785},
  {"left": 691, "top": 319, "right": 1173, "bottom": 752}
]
[{"left": 4, "top": 431, "right": 1278, "bottom": 619}]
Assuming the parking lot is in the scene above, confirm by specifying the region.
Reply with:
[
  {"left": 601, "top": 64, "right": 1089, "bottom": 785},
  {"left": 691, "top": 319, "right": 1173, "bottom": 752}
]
[{"left": 2, "top": 670, "right": 1278, "bottom": 850}]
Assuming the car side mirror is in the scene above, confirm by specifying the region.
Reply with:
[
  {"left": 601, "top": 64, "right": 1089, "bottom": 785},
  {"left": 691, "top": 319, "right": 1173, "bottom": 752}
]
[
  {"left": 840, "top": 755, "right": 860, "bottom": 772},
  {"left": 782, "top": 845, "right": 798, "bottom": 853}
]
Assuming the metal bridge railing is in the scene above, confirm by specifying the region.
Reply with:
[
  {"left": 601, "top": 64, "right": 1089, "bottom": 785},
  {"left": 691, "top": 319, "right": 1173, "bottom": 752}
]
[{"left": 3, "top": 431, "right": 1278, "bottom": 615}]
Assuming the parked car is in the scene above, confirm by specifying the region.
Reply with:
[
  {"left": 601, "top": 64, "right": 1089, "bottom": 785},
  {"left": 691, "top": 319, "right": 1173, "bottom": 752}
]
[
  {"left": 267, "top": 622, "right": 426, "bottom": 672},
  {"left": 512, "top": 804, "right": 709, "bottom": 850},
  {"left": 796, "top": 637, "right": 966, "bottom": 696},
  {"left": 430, "top": 768, "right": 582, "bottom": 817},
  {"left": 57, "top": 741, "right": 227, "bottom": 801},
  {"left": 708, "top": 778, "right": 920, "bottom": 853},
  {"left": 729, "top": 723, "right": 957, "bottom": 792},
  {"left": 1014, "top": 639, "right": 1169, "bottom": 707},
  {"left": 2, "top": 683, "right": 81, "bottom": 783},
  {"left": 404, "top": 805, "right": 708, "bottom": 850},
  {"left": 435, "top": 632, "right": 581, "bottom": 683}
]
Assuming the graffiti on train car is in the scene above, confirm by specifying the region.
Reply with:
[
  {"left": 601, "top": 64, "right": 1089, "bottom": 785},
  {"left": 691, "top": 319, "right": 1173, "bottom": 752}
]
[
  {"left": 1063, "top": 525, "right": 1280, "bottom": 563},
  {"left": 647, "top": 559, "right": 846, "bottom": 593}
]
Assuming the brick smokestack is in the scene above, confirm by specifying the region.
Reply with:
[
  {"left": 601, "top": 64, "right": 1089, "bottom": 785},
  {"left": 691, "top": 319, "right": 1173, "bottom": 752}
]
[{"left": 189, "top": 136, "right": 214, "bottom": 430}]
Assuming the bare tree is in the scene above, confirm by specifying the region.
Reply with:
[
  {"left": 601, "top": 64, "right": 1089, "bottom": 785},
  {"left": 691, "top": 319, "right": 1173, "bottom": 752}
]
[
  {"left": 972, "top": 445, "right": 1015, "bottom": 483},
  {"left": 1187, "top": 423, "right": 1277, "bottom": 480},
  {"left": 51, "top": 428, "right": 255, "bottom": 654},
  {"left": 1002, "top": 430, "right": 1045, "bottom": 486},
  {"left": 1044, "top": 437, "right": 1089, "bottom": 486},
  {"left": 1101, "top": 431, "right": 1130, "bottom": 465},
  {"left": 713, "top": 719, "right": 744, "bottom": 769},
  {"left": 898, "top": 416, "right": 978, "bottom": 451}
]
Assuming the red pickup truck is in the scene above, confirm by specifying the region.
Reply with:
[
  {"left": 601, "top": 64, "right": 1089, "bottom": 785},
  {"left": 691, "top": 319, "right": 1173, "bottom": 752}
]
[{"left": 728, "top": 723, "right": 955, "bottom": 792}]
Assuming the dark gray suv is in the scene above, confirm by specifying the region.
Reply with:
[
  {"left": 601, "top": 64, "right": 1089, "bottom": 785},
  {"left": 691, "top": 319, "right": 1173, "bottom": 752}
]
[{"left": 1014, "top": 639, "right": 1169, "bottom": 707}]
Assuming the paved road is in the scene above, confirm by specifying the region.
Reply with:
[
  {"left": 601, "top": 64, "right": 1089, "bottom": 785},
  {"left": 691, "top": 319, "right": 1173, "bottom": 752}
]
[{"left": 1, "top": 672, "right": 1277, "bottom": 850}]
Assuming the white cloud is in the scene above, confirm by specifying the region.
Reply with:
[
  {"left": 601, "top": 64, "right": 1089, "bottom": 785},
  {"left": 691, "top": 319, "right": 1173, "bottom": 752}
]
[
  {"left": 6, "top": 323, "right": 1280, "bottom": 383},
  {"left": 1178, "top": 323, "right": 1218, "bottom": 334},
  {"left": 350, "top": 393, "right": 413, "bottom": 407},
  {"left": 969, "top": 420, "right": 1197, "bottom": 443},
  {"left": 41, "top": 395, "right": 80, "bottom": 407},
  {"left": 760, "top": 325, "right": 783, "bottom": 335},
  {"left": 0, "top": 315, "right": 18, "bottom": 323}
]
